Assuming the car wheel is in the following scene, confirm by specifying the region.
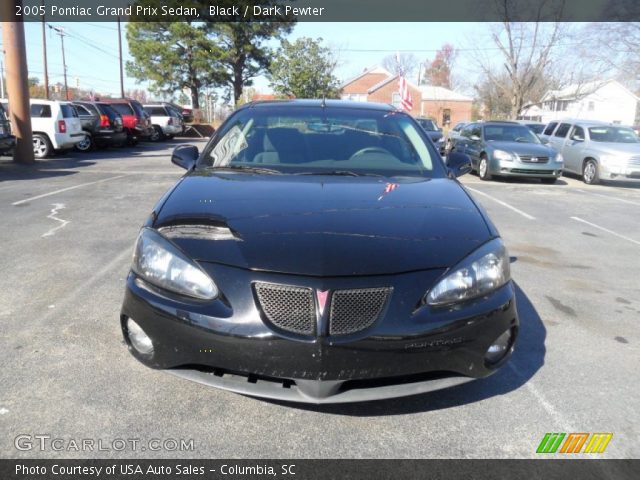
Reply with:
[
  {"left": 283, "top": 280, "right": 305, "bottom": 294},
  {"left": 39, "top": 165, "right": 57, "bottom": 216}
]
[
  {"left": 32, "top": 134, "right": 52, "bottom": 159},
  {"left": 582, "top": 159, "right": 599, "bottom": 185},
  {"left": 150, "top": 126, "right": 164, "bottom": 142},
  {"left": 540, "top": 177, "right": 557, "bottom": 184},
  {"left": 479, "top": 155, "right": 492, "bottom": 181},
  {"left": 75, "top": 134, "right": 93, "bottom": 152}
]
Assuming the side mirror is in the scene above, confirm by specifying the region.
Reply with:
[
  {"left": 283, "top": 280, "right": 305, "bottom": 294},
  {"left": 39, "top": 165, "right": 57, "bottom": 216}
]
[
  {"left": 446, "top": 152, "right": 473, "bottom": 178},
  {"left": 470, "top": 135, "right": 481, "bottom": 142},
  {"left": 539, "top": 137, "right": 549, "bottom": 144},
  {"left": 571, "top": 136, "right": 584, "bottom": 142},
  {"left": 171, "top": 144, "right": 199, "bottom": 170}
]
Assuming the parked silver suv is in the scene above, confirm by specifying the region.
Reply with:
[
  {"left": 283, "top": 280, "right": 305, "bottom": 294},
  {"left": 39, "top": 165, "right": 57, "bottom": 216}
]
[{"left": 542, "top": 119, "right": 640, "bottom": 184}]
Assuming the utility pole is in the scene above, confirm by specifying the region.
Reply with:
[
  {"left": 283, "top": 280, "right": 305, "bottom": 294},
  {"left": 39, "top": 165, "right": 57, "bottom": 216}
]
[
  {"left": 1, "top": 1, "right": 35, "bottom": 164},
  {"left": 117, "top": 18, "right": 125, "bottom": 98},
  {"left": 51, "top": 26, "right": 69, "bottom": 100},
  {"left": 41, "top": 0, "right": 49, "bottom": 99},
  {"left": 1, "top": 59, "right": 4, "bottom": 99}
]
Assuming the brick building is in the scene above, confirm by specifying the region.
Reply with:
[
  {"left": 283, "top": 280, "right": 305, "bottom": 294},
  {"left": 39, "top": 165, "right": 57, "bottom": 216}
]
[{"left": 341, "top": 66, "right": 473, "bottom": 127}]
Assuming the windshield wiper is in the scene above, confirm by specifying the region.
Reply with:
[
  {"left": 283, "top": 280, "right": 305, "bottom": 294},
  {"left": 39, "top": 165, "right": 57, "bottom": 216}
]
[
  {"left": 295, "top": 170, "right": 384, "bottom": 177},
  {"left": 211, "top": 165, "right": 282, "bottom": 175}
]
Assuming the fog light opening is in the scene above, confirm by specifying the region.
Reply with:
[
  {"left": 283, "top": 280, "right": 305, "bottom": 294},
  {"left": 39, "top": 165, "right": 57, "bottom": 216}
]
[
  {"left": 126, "top": 318, "right": 154, "bottom": 355},
  {"left": 485, "top": 328, "right": 514, "bottom": 366}
]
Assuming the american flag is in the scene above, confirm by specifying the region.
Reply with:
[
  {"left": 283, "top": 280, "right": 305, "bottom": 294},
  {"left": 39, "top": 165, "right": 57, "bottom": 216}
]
[{"left": 398, "top": 74, "right": 413, "bottom": 112}]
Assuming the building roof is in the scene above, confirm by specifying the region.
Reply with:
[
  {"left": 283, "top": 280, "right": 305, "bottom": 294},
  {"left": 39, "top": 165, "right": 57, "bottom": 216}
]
[
  {"left": 340, "top": 65, "right": 393, "bottom": 89},
  {"left": 542, "top": 79, "right": 640, "bottom": 102},
  {"left": 418, "top": 85, "right": 473, "bottom": 102}
]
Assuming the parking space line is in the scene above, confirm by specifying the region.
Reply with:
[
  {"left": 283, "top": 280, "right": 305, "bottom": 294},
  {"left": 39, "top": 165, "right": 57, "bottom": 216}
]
[
  {"left": 573, "top": 189, "right": 640, "bottom": 207},
  {"left": 571, "top": 216, "right": 640, "bottom": 246},
  {"left": 466, "top": 187, "right": 536, "bottom": 220},
  {"left": 11, "top": 175, "right": 128, "bottom": 206}
]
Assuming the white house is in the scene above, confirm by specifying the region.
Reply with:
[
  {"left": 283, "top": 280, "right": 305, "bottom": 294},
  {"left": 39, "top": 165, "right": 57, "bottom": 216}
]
[{"left": 520, "top": 79, "right": 639, "bottom": 126}]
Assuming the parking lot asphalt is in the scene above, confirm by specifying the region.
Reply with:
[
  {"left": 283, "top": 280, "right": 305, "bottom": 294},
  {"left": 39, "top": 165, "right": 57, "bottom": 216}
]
[{"left": 0, "top": 142, "right": 638, "bottom": 459}]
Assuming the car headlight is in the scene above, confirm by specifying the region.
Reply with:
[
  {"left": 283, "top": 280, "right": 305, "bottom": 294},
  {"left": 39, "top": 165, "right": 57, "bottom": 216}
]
[
  {"left": 555, "top": 153, "right": 563, "bottom": 163},
  {"left": 599, "top": 154, "right": 624, "bottom": 165},
  {"left": 132, "top": 228, "right": 218, "bottom": 300},
  {"left": 425, "top": 238, "right": 510, "bottom": 306},
  {"left": 493, "top": 149, "right": 513, "bottom": 161}
]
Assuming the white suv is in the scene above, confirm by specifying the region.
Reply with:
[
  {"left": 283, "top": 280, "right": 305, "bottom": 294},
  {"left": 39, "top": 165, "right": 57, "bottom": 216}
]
[
  {"left": 1, "top": 99, "right": 84, "bottom": 158},
  {"left": 143, "top": 104, "right": 183, "bottom": 141}
]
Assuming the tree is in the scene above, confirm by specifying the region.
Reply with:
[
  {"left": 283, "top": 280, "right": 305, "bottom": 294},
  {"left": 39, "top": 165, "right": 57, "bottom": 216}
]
[
  {"left": 126, "top": 22, "right": 223, "bottom": 109},
  {"left": 468, "top": 0, "right": 571, "bottom": 117},
  {"left": 208, "top": 21, "right": 294, "bottom": 105},
  {"left": 422, "top": 44, "right": 456, "bottom": 88},
  {"left": 268, "top": 37, "right": 340, "bottom": 99},
  {"left": 382, "top": 52, "right": 418, "bottom": 78}
]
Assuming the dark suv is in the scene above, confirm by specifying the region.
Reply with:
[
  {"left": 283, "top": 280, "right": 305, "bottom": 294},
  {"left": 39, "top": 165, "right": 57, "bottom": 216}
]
[
  {"left": 72, "top": 101, "right": 127, "bottom": 151},
  {"left": 0, "top": 103, "right": 16, "bottom": 156},
  {"left": 99, "top": 98, "right": 152, "bottom": 145}
]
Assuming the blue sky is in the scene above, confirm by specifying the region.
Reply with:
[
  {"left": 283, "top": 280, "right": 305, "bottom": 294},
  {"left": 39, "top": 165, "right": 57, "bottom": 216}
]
[{"left": 16, "top": 22, "right": 484, "bottom": 103}]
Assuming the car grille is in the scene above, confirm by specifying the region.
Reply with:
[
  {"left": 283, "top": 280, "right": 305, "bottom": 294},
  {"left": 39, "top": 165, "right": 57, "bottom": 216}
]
[
  {"left": 628, "top": 156, "right": 640, "bottom": 168},
  {"left": 518, "top": 155, "right": 549, "bottom": 164},
  {"left": 329, "top": 287, "right": 392, "bottom": 336},
  {"left": 510, "top": 168, "right": 555, "bottom": 175},
  {"left": 254, "top": 283, "right": 393, "bottom": 337},
  {"left": 254, "top": 283, "right": 316, "bottom": 335}
]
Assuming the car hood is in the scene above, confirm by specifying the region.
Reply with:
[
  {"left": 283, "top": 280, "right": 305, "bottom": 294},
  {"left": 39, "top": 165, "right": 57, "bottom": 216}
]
[
  {"left": 587, "top": 142, "right": 640, "bottom": 156},
  {"left": 489, "top": 141, "right": 556, "bottom": 156},
  {"left": 154, "top": 172, "right": 492, "bottom": 276}
]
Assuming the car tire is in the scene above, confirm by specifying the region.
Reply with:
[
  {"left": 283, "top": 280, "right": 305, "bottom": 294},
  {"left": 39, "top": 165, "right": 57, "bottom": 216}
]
[
  {"left": 540, "top": 178, "right": 557, "bottom": 184},
  {"left": 582, "top": 159, "right": 599, "bottom": 185},
  {"left": 150, "top": 126, "right": 164, "bottom": 142},
  {"left": 75, "top": 134, "right": 93, "bottom": 152},
  {"left": 33, "top": 134, "right": 52, "bottom": 159},
  {"left": 479, "top": 155, "right": 492, "bottom": 181}
]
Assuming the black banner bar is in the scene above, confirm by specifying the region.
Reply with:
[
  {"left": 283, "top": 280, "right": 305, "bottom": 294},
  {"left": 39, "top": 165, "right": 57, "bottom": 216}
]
[{"left": 4, "top": 0, "right": 640, "bottom": 22}]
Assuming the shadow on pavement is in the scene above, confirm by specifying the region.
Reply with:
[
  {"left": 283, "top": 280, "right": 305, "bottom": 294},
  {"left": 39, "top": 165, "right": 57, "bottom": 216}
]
[{"left": 265, "top": 282, "right": 546, "bottom": 416}]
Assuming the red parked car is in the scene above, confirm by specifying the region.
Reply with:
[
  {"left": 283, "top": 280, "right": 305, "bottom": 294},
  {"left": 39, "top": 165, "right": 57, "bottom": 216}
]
[{"left": 99, "top": 98, "right": 153, "bottom": 145}]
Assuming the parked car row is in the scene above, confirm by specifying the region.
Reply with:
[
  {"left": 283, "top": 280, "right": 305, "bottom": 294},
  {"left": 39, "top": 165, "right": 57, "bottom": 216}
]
[
  {"left": 0, "top": 98, "right": 188, "bottom": 159},
  {"left": 444, "top": 118, "right": 640, "bottom": 185}
]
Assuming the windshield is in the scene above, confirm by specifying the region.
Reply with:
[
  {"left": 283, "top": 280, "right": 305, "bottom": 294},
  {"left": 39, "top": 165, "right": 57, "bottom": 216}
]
[
  {"left": 527, "top": 124, "right": 544, "bottom": 134},
  {"left": 200, "top": 106, "right": 444, "bottom": 177},
  {"left": 417, "top": 118, "right": 437, "bottom": 131},
  {"left": 484, "top": 125, "right": 541, "bottom": 143},
  {"left": 588, "top": 126, "right": 639, "bottom": 143}
]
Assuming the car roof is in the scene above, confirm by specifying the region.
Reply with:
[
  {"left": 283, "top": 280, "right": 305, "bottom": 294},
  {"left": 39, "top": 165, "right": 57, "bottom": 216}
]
[
  {"left": 484, "top": 120, "right": 520, "bottom": 125},
  {"left": 240, "top": 99, "right": 399, "bottom": 112}
]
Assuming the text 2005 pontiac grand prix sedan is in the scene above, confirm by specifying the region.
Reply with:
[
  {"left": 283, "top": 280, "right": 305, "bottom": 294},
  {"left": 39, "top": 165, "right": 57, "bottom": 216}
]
[{"left": 120, "top": 100, "right": 518, "bottom": 403}]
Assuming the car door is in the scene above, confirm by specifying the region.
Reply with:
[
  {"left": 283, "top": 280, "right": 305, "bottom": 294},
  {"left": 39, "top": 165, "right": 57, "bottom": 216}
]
[
  {"left": 548, "top": 122, "right": 571, "bottom": 152},
  {"left": 464, "top": 124, "right": 483, "bottom": 169},
  {"left": 562, "top": 125, "right": 585, "bottom": 173},
  {"left": 453, "top": 124, "right": 473, "bottom": 154}
]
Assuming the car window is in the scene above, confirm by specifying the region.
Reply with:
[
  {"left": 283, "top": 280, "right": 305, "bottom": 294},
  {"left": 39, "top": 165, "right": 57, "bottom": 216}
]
[
  {"left": 130, "top": 101, "right": 147, "bottom": 118},
  {"left": 543, "top": 122, "right": 558, "bottom": 135},
  {"left": 554, "top": 123, "right": 571, "bottom": 138},
  {"left": 460, "top": 125, "right": 474, "bottom": 138},
  {"left": 201, "top": 107, "right": 445, "bottom": 178},
  {"left": 30, "top": 104, "right": 52, "bottom": 118},
  {"left": 75, "top": 105, "right": 93, "bottom": 116},
  {"left": 570, "top": 126, "right": 585, "bottom": 141},
  {"left": 145, "top": 106, "right": 166, "bottom": 116},
  {"left": 484, "top": 125, "right": 540, "bottom": 143},
  {"left": 453, "top": 123, "right": 465, "bottom": 132},
  {"left": 60, "top": 104, "right": 78, "bottom": 118},
  {"left": 527, "top": 124, "right": 544, "bottom": 134},
  {"left": 110, "top": 103, "right": 134, "bottom": 116},
  {"left": 417, "top": 119, "right": 437, "bottom": 131},
  {"left": 588, "top": 126, "right": 640, "bottom": 143},
  {"left": 98, "top": 104, "right": 119, "bottom": 120},
  {"left": 471, "top": 125, "right": 482, "bottom": 138}
]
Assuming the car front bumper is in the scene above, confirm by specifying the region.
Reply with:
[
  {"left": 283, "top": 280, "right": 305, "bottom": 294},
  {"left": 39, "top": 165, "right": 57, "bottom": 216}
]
[
  {"left": 490, "top": 158, "right": 563, "bottom": 178},
  {"left": 600, "top": 162, "right": 640, "bottom": 182},
  {"left": 0, "top": 135, "right": 16, "bottom": 154},
  {"left": 120, "top": 263, "right": 518, "bottom": 403}
]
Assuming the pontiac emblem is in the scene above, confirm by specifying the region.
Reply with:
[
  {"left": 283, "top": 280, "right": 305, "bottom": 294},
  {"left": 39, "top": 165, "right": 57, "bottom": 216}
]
[{"left": 316, "top": 290, "right": 329, "bottom": 316}]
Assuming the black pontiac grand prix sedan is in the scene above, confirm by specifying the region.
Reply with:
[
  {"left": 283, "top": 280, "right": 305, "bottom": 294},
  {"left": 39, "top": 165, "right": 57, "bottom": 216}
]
[{"left": 121, "top": 100, "right": 518, "bottom": 403}]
